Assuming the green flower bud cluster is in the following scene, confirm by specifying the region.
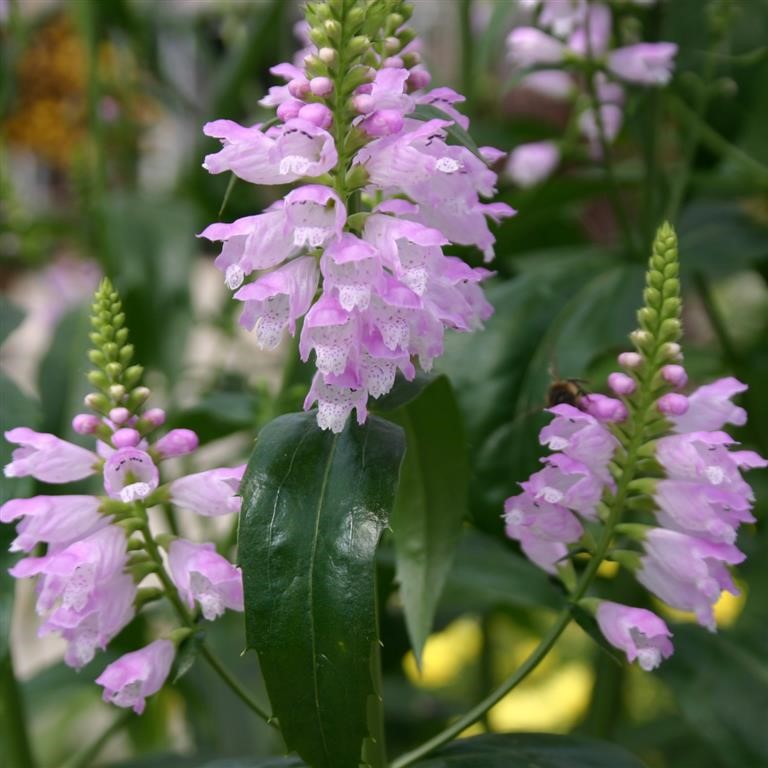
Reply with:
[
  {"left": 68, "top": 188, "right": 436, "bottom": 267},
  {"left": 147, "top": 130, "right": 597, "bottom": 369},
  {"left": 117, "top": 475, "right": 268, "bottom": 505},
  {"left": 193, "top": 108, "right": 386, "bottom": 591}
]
[
  {"left": 303, "top": 0, "right": 415, "bottom": 200},
  {"left": 85, "top": 278, "right": 147, "bottom": 415}
]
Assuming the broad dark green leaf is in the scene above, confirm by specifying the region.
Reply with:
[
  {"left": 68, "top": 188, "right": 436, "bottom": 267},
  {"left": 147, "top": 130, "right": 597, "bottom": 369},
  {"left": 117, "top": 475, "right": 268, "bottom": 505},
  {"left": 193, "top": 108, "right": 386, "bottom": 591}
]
[
  {"left": 387, "top": 377, "right": 469, "bottom": 663},
  {"left": 410, "top": 733, "right": 647, "bottom": 767},
  {"left": 658, "top": 625, "right": 768, "bottom": 767},
  {"left": 409, "top": 104, "right": 483, "bottom": 159},
  {"left": 239, "top": 412, "right": 406, "bottom": 768}
]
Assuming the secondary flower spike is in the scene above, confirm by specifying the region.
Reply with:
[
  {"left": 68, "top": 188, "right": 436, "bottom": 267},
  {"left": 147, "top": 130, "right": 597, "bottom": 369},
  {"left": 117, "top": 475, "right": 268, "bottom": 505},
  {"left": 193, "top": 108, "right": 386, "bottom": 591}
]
[
  {"left": 3, "top": 279, "right": 249, "bottom": 709},
  {"left": 504, "top": 223, "right": 764, "bottom": 670},
  {"left": 200, "top": 0, "right": 514, "bottom": 432}
]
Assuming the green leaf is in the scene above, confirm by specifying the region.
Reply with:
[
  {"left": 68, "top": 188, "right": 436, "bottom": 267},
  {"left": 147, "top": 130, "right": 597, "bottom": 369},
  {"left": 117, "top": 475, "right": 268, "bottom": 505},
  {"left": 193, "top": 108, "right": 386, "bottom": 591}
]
[
  {"left": 387, "top": 377, "right": 469, "bottom": 664},
  {"left": 658, "top": 625, "right": 768, "bottom": 767},
  {"left": 408, "top": 104, "right": 483, "bottom": 159},
  {"left": 239, "top": 412, "right": 406, "bottom": 768},
  {"left": 0, "top": 299, "right": 24, "bottom": 345},
  {"left": 410, "top": 733, "right": 648, "bottom": 767}
]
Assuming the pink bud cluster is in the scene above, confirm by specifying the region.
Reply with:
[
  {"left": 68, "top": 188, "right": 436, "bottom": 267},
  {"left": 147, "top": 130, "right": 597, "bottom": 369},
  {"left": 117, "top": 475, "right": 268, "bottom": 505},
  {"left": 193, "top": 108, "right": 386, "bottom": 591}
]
[
  {"left": 199, "top": 23, "right": 514, "bottom": 433},
  {"left": 504, "top": 0, "right": 677, "bottom": 185},
  {"left": 504, "top": 360, "right": 764, "bottom": 670},
  {"left": 2, "top": 404, "right": 245, "bottom": 714}
]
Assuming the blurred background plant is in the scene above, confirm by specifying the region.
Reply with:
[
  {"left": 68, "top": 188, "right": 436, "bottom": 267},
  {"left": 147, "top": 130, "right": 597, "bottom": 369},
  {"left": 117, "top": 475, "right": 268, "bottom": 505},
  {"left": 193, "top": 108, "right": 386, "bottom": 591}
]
[{"left": 1, "top": 1, "right": 767, "bottom": 767}]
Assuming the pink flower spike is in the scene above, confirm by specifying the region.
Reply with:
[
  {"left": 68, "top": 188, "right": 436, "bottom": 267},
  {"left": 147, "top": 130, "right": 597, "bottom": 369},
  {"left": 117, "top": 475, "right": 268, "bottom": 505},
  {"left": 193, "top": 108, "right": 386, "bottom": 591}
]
[
  {"left": 0, "top": 495, "right": 107, "bottom": 553},
  {"left": 153, "top": 429, "right": 199, "bottom": 459},
  {"left": 671, "top": 377, "right": 747, "bottom": 433},
  {"left": 168, "top": 539, "right": 244, "bottom": 620},
  {"left": 505, "top": 141, "right": 560, "bottom": 188},
  {"left": 169, "top": 465, "right": 246, "bottom": 517},
  {"left": 112, "top": 428, "right": 141, "bottom": 449},
  {"left": 608, "top": 372, "right": 636, "bottom": 396},
  {"left": 596, "top": 601, "right": 673, "bottom": 670},
  {"left": 72, "top": 414, "right": 101, "bottom": 435},
  {"left": 96, "top": 639, "right": 175, "bottom": 714},
  {"left": 618, "top": 352, "right": 642, "bottom": 369},
  {"left": 103, "top": 448, "right": 159, "bottom": 503},
  {"left": 658, "top": 393, "right": 689, "bottom": 416},
  {"left": 608, "top": 43, "right": 678, "bottom": 86},
  {"left": 661, "top": 364, "right": 688, "bottom": 388},
  {"left": 582, "top": 394, "right": 628, "bottom": 423},
  {"left": 4, "top": 428, "right": 98, "bottom": 483},
  {"left": 506, "top": 27, "right": 565, "bottom": 68}
]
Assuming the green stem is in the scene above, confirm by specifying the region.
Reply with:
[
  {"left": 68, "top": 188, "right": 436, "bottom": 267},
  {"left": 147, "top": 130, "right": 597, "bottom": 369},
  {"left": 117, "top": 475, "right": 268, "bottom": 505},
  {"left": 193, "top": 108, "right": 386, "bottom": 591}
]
[
  {"left": 137, "top": 519, "right": 276, "bottom": 726},
  {"left": 62, "top": 710, "right": 132, "bottom": 768},
  {"left": 0, "top": 650, "right": 37, "bottom": 768},
  {"left": 331, "top": 3, "right": 351, "bottom": 203},
  {"left": 389, "top": 610, "right": 573, "bottom": 768}
]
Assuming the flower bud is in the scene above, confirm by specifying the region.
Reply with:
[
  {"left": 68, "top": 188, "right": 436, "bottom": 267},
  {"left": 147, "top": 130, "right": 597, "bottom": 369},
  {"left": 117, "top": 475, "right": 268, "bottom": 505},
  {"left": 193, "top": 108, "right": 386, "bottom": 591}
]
[
  {"left": 112, "top": 428, "right": 142, "bottom": 448},
  {"left": 657, "top": 393, "right": 688, "bottom": 416},
  {"left": 318, "top": 47, "right": 336, "bottom": 65},
  {"left": 408, "top": 68, "right": 431, "bottom": 90},
  {"left": 661, "top": 342, "right": 682, "bottom": 360},
  {"left": 618, "top": 352, "right": 642, "bottom": 369},
  {"left": 309, "top": 76, "right": 333, "bottom": 96},
  {"left": 109, "top": 407, "right": 131, "bottom": 425},
  {"left": 660, "top": 364, "right": 687, "bottom": 388},
  {"left": 288, "top": 77, "right": 310, "bottom": 99},
  {"left": 72, "top": 413, "right": 101, "bottom": 435},
  {"left": 298, "top": 102, "right": 333, "bottom": 129},
  {"left": 277, "top": 99, "right": 304, "bottom": 122},
  {"left": 583, "top": 394, "right": 628, "bottom": 423},
  {"left": 608, "top": 372, "right": 637, "bottom": 396},
  {"left": 85, "top": 392, "right": 110, "bottom": 413},
  {"left": 154, "top": 428, "right": 199, "bottom": 459},
  {"left": 143, "top": 408, "right": 166, "bottom": 427}
]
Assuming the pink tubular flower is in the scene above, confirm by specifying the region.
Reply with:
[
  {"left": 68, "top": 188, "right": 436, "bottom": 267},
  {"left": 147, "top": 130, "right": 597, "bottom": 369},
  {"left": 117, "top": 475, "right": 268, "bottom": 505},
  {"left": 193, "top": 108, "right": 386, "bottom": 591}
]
[
  {"left": 4, "top": 428, "right": 97, "bottom": 483},
  {"left": 568, "top": 3, "right": 612, "bottom": 57},
  {"left": 234, "top": 256, "right": 320, "bottom": 347},
  {"left": 637, "top": 528, "right": 744, "bottom": 630},
  {"left": 168, "top": 539, "right": 244, "bottom": 620},
  {"left": 202, "top": 118, "right": 337, "bottom": 184},
  {"left": 579, "top": 104, "right": 624, "bottom": 147},
  {"left": 654, "top": 479, "right": 755, "bottom": 545},
  {"left": 506, "top": 27, "right": 566, "bottom": 68},
  {"left": 304, "top": 374, "right": 368, "bottom": 434},
  {"left": 504, "top": 491, "right": 583, "bottom": 574},
  {"left": 596, "top": 601, "right": 673, "bottom": 670},
  {"left": 103, "top": 448, "right": 159, "bottom": 503},
  {"left": 10, "top": 526, "right": 128, "bottom": 614},
  {"left": 608, "top": 43, "right": 678, "bottom": 85},
  {"left": 539, "top": 404, "right": 618, "bottom": 482},
  {"left": 153, "top": 429, "right": 199, "bottom": 459},
  {"left": 0, "top": 495, "right": 107, "bottom": 553},
  {"left": 520, "top": 70, "right": 574, "bottom": 100},
  {"left": 539, "top": 0, "right": 587, "bottom": 36},
  {"left": 523, "top": 453, "right": 604, "bottom": 519},
  {"left": 45, "top": 572, "right": 137, "bottom": 669},
  {"left": 505, "top": 141, "right": 560, "bottom": 188},
  {"left": 671, "top": 377, "right": 747, "bottom": 433},
  {"left": 169, "top": 465, "right": 245, "bottom": 517},
  {"left": 96, "top": 639, "right": 175, "bottom": 714}
]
